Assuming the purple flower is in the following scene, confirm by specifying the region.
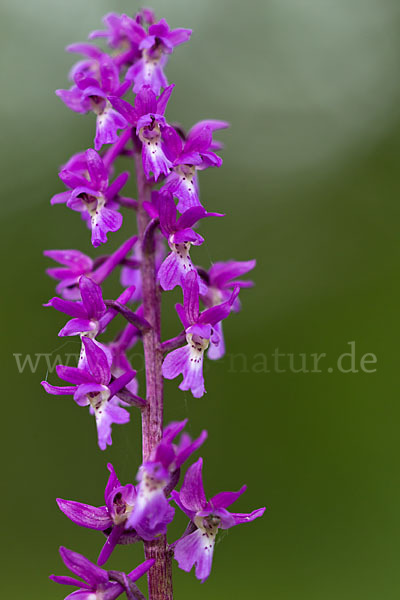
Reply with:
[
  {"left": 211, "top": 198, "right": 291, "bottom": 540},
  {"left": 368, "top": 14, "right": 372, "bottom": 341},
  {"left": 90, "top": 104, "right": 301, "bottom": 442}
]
[
  {"left": 89, "top": 12, "right": 156, "bottom": 71},
  {"left": 163, "top": 120, "right": 229, "bottom": 212},
  {"left": 125, "top": 419, "right": 207, "bottom": 541},
  {"left": 50, "top": 546, "right": 154, "bottom": 599},
  {"left": 120, "top": 226, "right": 165, "bottom": 302},
  {"left": 52, "top": 149, "right": 128, "bottom": 247},
  {"left": 123, "top": 18, "right": 191, "bottom": 95},
  {"left": 56, "top": 50, "right": 130, "bottom": 150},
  {"left": 41, "top": 337, "right": 137, "bottom": 450},
  {"left": 44, "top": 275, "right": 135, "bottom": 338},
  {"left": 57, "top": 463, "right": 142, "bottom": 565},
  {"left": 171, "top": 458, "right": 265, "bottom": 582},
  {"left": 45, "top": 236, "right": 138, "bottom": 300},
  {"left": 148, "top": 191, "right": 223, "bottom": 292},
  {"left": 200, "top": 259, "right": 256, "bottom": 359},
  {"left": 162, "top": 271, "right": 239, "bottom": 397},
  {"left": 110, "top": 85, "right": 174, "bottom": 180}
]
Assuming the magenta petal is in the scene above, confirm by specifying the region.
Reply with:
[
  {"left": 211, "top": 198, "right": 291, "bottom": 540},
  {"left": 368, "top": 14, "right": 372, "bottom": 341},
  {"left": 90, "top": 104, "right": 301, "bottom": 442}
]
[
  {"left": 107, "top": 370, "right": 136, "bottom": 398},
  {"left": 183, "top": 271, "right": 200, "bottom": 324},
  {"left": 49, "top": 574, "right": 90, "bottom": 588},
  {"left": 95, "top": 107, "right": 127, "bottom": 151},
  {"left": 74, "top": 383, "right": 106, "bottom": 406},
  {"left": 41, "top": 382, "right": 76, "bottom": 395},
  {"left": 174, "top": 528, "right": 214, "bottom": 583},
  {"left": 209, "top": 259, "right": 256, "bottom": 288},
  {"left": 51, "top": 191, "right": 71, "bottom": 205},
  {"left": 127, "top": 559, "right": 155, "bottom": 582},
  {"left": 97, "top": 524, "right": 124, "bottom": 566},
  {"left": 170, "top": 490, "right": 196, "bottom": 521},
  {"left": 108, "top": 96, "right": 136, "bottom": 124},
  {"left": 142, "top": 142, "right": 172, "bottom": 182},
  {"left": 105, "top": 463, "right": 121, "bottom": 500},
  {"left": 79, "top": 276, "right": 106, "bottom": 320},
  {"left": 44, "top": 297, "right": 87, "bottom": 319},
  {"left": 198, "top": 300, "right": 232, "bottom": 327},
  {"left": 85, "top": 149, "right": 108, "bottom": 191},
  {"left": 165, "top": 170, "right": 201, "bottom": 213},
  {"left": 59, "top": 547, "right": 108, "bottom": 587},
  {"left": 91, "top": 206, "right": 123, "bottom": 248},
  {"left": 158, "top": 253, "right": 185, "bottom": 291},
  {"left": 162, "top": 344, "right": 205, "bottom": 398},
  {"left": 56, "top": 87, "right": 90, "bottom": 114},
  {"left": 82, "top": 337, "right": 111, "bottom": 384},
  {"left": 175, "top": 429, "right": 208, "bottom": 468},
  {"left": 59, "top": 318, "right": 96, "bottom": 337},
  {"left": 225, "top": 507, "right": 266, "bottom": 527},
  {"left": 56, "top": 365, "right": 93, "bottom": 385},
  {"left": 57, "top": 498, "right": 112, "bottom": 530},
  {"left": 179, "top": 458, "right": 207, "bottom": 512},
  {"left": 106, "top": 171, "right": 129, "bottom": 200},
  {"left": 95, "top": 401, "right": 130, "bottom": 451},
  {"left": 156, "top": 83, "right": 174, "bottom": 115},
  {"left": 209, "top": 486, "right": 247, "bottom": 510}
]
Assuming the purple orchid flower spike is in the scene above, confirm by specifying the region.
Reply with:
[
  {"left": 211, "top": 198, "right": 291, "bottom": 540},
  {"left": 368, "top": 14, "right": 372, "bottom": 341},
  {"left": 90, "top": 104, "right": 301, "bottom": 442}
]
[
  {"left": 41, "top": 337, "right": 139, "bottom": 450},
  {"left": 50, "top": 546, "right": 154, "bottom": 600},
  {"left": 162, "top": 270, "right": 239, "bottom": 397},
  {"left": 57, "top": 464, "right": 143, "bottom": 566},
  {"left": 125, "top": 419, "right": 207, "bottom": 541},
  {"left": 56, "top": 49, "right": 130, "bottom": 150},
  {"left": 44, "top": 275, "right": 136, "bottom": 338},
  {"left": 45, "top": 236, "right": 138, "bottom": 300},
  {"left": 163, "top": 120, "right": 229, "bottom": 212},
  {"left": 171, "top": 458, "right": 265, "bottom": 582},
  {"left": 52, "top": 149, "right": 129, "bottom": 247},
  {"left": 149, "top": 190, "right": 223, "bottom": 292},
  {"left": 200, "top": 258, "right": 256, "bottom": 359},
  {"left": 122, "top": 17, "right": 191, "bottom": 94}
]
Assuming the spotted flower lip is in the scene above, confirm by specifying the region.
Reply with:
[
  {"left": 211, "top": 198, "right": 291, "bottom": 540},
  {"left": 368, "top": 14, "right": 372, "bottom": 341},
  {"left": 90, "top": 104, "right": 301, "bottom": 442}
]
[
  {"left": 41, "top": 337, "right": 137, "bottom": 450},
  {"left": 163, "top": 120, "right": 229, "bottom": 212},
  {"left": 171, "top": 458, "right": 265, "bottom": 582},
  {"left": 50, "top": 546, "right": 154, "bottom": 600},
  {"left": 44, "top": 275, "right": 136, "bottom": 338},
  {"left": 57, "top": 463, "right": 142, "bottom": 566},
  {"left": 125, "top": 419, "right": 207, "bottom": 542},
  {"left": 148, "top": 190, "right": 223, "bottom": 292},
  {"left": 56, "top": 50, "right": 131, "bottom": 151},
  {"left": 51, "top": 148, "right": 129, "bottom": 247},
  {"left": 162, "top": 270, "right": 239, "bottom": 398}
]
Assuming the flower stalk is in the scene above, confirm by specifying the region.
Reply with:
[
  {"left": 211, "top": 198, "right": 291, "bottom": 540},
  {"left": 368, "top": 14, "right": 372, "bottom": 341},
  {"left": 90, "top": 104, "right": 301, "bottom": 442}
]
[
  {"left": 43, "top": 9, "right": 265, "bottom": 600},
  {"left": 134, "top": 151, "right": 173, "bottom": 600}
]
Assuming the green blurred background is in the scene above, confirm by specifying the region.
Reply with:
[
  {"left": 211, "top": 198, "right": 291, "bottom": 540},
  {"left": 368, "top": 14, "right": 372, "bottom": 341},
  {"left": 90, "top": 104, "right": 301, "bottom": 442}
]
[{"left": 2, "top": 0, "right": 400, "bottom": 597}]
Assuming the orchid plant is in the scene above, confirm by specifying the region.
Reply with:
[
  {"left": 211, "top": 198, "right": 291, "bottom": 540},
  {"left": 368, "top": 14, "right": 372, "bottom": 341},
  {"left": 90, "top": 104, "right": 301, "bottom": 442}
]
[{"left": 43, "top": 9, "right": 265, "bottom": 600}]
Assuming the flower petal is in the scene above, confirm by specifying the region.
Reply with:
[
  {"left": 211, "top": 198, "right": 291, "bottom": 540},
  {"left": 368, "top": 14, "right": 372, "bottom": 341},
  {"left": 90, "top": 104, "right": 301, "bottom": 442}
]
[
  {"left": 174, "top": 527, "right": 214, "bottom": 583},
  {"left": 57, "top": 498, "right": 112, "bottom": 530},
  {"left": 79, "top": 276, "right": 106, "bottom": 320},
  {"left": 59, "top": 546, "right": 108, "bottom": 587},
  {"left": 180, "top": 458, "right": 207, "bottom": 512},
  {"left": 82, "top": 337, "right": 111, "bottom": 384}
]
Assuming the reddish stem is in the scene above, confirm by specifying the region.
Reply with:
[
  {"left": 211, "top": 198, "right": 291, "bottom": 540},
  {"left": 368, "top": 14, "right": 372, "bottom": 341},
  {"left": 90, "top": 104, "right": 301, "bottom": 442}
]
[{"left": 134, "top": 152, "right": 173, "bottom": 600}]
